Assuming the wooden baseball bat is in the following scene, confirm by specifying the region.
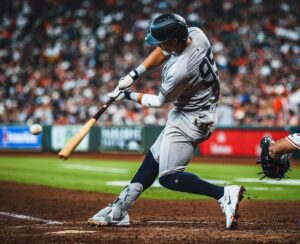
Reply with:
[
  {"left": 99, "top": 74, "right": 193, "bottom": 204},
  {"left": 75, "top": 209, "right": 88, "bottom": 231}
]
[{"left": 58, "top": 98, "right": 114, "bottom": 160}]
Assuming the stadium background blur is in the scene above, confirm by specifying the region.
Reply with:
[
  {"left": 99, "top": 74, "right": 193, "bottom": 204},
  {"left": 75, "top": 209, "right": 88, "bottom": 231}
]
[{"left": 0, "top": 0, "right": 299, "bottom": 127}]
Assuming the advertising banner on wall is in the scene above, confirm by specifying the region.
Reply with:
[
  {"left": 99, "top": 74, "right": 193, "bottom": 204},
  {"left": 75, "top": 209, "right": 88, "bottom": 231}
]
[
  {"left": 51, "top": 125, "right": 89, "bottom": 151},
  {"left": 100, "top": 126, "right": 144, "bottom": 153},
  {"left": 0, "top": 126, "right": 42, "bottom": 150},
  {"left": 199, "top": 129, "right": 289, "bottom": 157}
]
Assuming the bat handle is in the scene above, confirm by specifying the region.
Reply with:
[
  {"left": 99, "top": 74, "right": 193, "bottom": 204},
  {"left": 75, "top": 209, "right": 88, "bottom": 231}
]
[{"left": 93, "top": 98, "right": 115, "bottom": 121}]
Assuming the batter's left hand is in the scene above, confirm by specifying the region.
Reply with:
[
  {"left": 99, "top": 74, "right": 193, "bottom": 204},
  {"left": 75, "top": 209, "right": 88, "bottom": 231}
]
[{"left": 108, "top": 88, "right": 125, "bottom": 100}]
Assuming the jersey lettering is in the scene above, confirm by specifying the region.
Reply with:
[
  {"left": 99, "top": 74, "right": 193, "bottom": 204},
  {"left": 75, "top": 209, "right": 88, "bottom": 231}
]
[
  {"left": 199, "top": 48, "right": 218, "bottom": 85},
  {"left": 198, "top": 48, "right": 220, "bottom": 102}
]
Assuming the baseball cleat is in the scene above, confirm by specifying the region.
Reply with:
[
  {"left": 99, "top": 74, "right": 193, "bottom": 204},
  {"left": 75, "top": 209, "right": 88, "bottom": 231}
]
[
  {"left": 218, "top": 185, "right": 245, "bottom": 229},
  {"left": 87, "top": 204, "right": 130, "bottom": 227}
]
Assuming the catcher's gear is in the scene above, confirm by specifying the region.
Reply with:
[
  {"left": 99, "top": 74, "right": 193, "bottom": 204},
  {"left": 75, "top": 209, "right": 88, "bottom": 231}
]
[
  {"left": 257, "top": 136, "right": 291, "bottom": 180},
  {"left": 145, "top": 13, "right": 189, "bottom": 45}
]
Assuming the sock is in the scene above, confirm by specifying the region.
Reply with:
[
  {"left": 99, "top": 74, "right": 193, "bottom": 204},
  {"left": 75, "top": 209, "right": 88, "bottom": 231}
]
[
  {"left": 130, "top": 150, "right": 159, "bottom": 191},
  {"left": 159, "top": 171, "right": 224, "bottom": 200}
]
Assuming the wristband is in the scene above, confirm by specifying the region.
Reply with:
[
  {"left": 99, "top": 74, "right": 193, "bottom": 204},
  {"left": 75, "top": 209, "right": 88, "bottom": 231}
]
[
  {"left": 124, "top": 91, "right": 132, "bottom": 100},
  {"left": 124, "top": 91, "right": 139, "bottom": 102},
  {"left": 129, "top": 70, "right": 139, "bottom": 80},
  {"left": 128, "top": 64, "right": 147, "bottom": 80}
]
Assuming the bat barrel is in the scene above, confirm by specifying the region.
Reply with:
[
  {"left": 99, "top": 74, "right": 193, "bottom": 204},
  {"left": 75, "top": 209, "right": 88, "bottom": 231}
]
[
  {"left": 57, "top": 118, "right": 97, "bottom": 160},
  {"left": 57, "top": 98, "right": 114, "bottom": 160}
]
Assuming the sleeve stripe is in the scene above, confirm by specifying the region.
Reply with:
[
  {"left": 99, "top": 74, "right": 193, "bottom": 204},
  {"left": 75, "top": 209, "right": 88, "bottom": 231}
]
[{"left": 285, "top": 137, "right": 300, "bottom": 150}]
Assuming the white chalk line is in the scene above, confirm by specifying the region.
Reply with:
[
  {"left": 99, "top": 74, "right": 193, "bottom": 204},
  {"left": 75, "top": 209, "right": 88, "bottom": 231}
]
[
  {"left": 133, "top": 220, "right": 219, "bottom": 224},
  {"left": 60, "top": 164, "right": 300, "bottom": 186},
  {"left": 5, "top": 218, "right": 255, "bottom": 228},
  {"left": 0, "top": 211, "right": 62, "bottom": 225},
  {"left": 47, "top": 230, "right": 97, "bottom": 235},
  {"left": 132, "top": 220, "right": 256, "bottom": 225},
  {"left": 106, "top": 178, "right": 300, "bottom": 189},
  {"left": 7, "top": 219, "right": 258, "bottom": 235},
  {"left": 39, "top": 220, "right": 257, "bottom": 226},
  {"left": 62, "top": 163, "right": 129, "bottom": 174},
  {"left": 234, "top": 178, "right": 300, "bottom": 185},
  {"left": 45, "top": 221, "right": 225, "bottom": 235},
  {"left": 9, "top": 220, "right": 222, "bottom": 226}
]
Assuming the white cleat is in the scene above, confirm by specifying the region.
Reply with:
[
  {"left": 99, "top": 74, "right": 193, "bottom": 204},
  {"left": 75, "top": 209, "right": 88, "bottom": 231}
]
[
  {"left": 87, "top": 204, "right": 130, "bottom": 227},
  {"left": 88, "top": 183, "right": 143, "bottom": 227},
  {"left": 218, "top": 185, "right": 245, "bottom": 229}
]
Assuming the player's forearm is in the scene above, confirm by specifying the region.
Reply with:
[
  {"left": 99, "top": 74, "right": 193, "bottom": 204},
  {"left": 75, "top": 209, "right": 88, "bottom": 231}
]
[
  {"left": 124, "top": 91, "right": 164, "bottom": 108},
  {"left": 142, "top": 47, "right": 168, "bottom": 71},
  {"left": 119, "top": 48, "right": 167, "bottom": 90}
]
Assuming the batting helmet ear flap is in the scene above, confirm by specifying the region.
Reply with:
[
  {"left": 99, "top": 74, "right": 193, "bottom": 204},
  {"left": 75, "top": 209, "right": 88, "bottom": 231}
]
[{"left": 145, "top": 13, "right": 189, "bottom": 45}]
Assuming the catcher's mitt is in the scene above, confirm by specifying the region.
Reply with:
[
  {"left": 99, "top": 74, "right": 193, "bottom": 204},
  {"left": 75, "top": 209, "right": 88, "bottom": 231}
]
[{"left": 257, "top": 136, "right": 291, "bottom": 180}]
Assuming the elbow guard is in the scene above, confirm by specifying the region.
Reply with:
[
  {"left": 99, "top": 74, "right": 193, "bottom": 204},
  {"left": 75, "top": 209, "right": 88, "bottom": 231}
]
[
  {"left": 141, "top": 94, "right": 164, "bottom": 107},
  {"left": 124, "top": 92, "right": 164, "bottom": 107}
]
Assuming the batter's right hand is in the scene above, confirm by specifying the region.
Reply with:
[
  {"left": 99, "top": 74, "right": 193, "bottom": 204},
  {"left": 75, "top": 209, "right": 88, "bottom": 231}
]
[
  {"left": 118, "top": 75, "right": 134, "bottom": 90},
  {"left": 108, "top": 88, "right": 125, "bottom": 101}
]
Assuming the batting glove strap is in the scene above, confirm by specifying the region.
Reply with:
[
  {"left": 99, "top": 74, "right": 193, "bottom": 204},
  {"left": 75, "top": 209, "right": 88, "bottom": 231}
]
[{"left": 129, "top": 70, "right": 139, "bottom": 81}]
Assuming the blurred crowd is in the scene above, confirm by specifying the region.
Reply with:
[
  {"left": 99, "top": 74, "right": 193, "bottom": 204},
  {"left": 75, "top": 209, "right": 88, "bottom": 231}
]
[{"left": 0, "top": 0, "right": 299, "bottom": 127}]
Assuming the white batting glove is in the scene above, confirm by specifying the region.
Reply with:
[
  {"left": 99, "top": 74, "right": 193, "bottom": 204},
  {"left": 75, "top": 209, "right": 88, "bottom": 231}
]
[
  {"left": 108, "top": 88, "right": 125, "bottom": 101},
  {"left": 118, "top": 70, "right": 139, "bottom": 90}
]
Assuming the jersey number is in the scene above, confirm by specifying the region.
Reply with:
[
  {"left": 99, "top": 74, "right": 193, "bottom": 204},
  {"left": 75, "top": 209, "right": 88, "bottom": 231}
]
[
  {"left": 198, "top": 48, "right": 220, "bottom": 101},
  {"left": 199, "top": 48, "right": 218, "bottom": 85}
]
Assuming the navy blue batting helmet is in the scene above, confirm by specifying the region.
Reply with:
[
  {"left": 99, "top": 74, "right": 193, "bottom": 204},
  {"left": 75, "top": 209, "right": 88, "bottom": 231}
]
[{"left": 145, "top": 14, "right": 189, "bottom": 45}]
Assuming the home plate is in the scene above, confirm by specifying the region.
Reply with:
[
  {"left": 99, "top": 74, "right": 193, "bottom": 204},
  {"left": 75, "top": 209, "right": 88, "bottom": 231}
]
[{"left": 48, "top": 230, "right": 97, "bottom": 235}]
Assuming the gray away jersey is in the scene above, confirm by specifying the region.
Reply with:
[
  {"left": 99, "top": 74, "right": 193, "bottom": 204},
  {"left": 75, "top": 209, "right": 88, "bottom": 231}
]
[{"left": 158, "top": 27, "right": 220, "bottom": 112}]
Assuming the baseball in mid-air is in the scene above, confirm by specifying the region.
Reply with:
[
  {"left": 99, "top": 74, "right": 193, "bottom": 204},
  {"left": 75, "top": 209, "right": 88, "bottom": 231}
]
[{"left": 30, "top": 124, "right": 42, "bottom": 135}]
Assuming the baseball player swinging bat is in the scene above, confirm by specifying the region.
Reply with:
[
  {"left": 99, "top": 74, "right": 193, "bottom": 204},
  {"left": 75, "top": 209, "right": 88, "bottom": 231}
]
[{"left": 58, "top": 97, "right": 115, "bottom": 160}]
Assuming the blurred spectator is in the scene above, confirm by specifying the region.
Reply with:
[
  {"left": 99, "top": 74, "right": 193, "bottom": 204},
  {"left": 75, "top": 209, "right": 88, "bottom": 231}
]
[{"left": 0, "top": 0, "right": 299, "bottom": 127}]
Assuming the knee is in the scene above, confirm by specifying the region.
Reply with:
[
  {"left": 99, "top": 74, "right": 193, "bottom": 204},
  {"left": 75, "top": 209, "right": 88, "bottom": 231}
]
[
  {"left": 159, "top": 174, "right": 175, "bottom": 189},
  {"left": 158, "top": 175, "right": 168, "bottom": 187}
]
